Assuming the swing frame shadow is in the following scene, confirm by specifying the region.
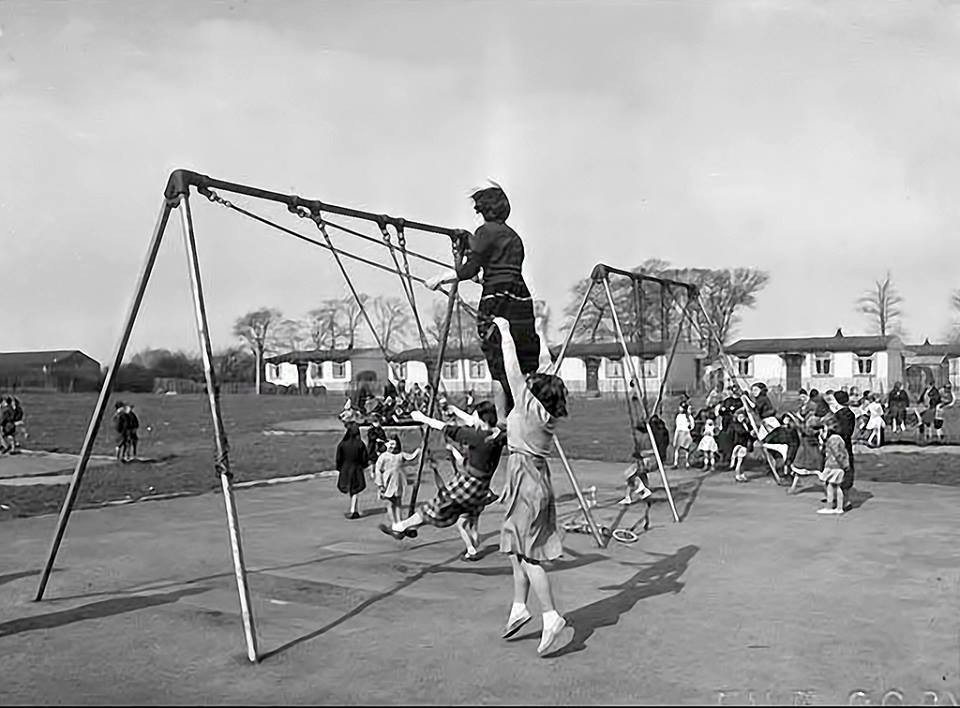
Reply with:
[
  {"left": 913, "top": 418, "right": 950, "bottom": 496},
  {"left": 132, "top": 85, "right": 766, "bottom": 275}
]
[{"left": 30, "top": 169, "right": 605, "bottom": 663}]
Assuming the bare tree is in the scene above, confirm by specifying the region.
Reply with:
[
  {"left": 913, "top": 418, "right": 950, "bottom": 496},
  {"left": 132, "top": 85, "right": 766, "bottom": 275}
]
[
  {"left": 370, "top": 295, "right": 412, "bottom": 352},
  {"left": 271, "top": 319, "right": 310, "bottom": 354},
  {"left": 233, "top": 307, "right": 282, "bottom": 394},
  {"left": 306, "top": 301, "right": 342, "bottom": 350},
  {"left": 427, "top": 298, "right": 480, "bottom": 349},
  {"left": 947, "top": 290, "right": 960, "bottom": 342},
  {"left": 857, "top": 271, "right": 904, "bottom": 337},
  {"left": 560, "top": 261, "right": 769, "bottom": 357},
  {"left": 337, "top": 293, "right": 369, "bottom": 349}
]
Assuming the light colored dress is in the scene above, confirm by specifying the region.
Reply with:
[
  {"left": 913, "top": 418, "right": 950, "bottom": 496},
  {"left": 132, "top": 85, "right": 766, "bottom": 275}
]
[
  {"left": 673, "top": 413, "right": 694, "bottom": 450},
  {"left": 499, "top": 378, "right": 563, "bottom": 563},
  {"left": 373, "top": 450, "right": 419, "bottom": 501},
  {"left": 865, "top": 401, "right": 886, "bottom": 431},
  {"left": 697, "top": 419, "right": 718, "bottom": 453}
]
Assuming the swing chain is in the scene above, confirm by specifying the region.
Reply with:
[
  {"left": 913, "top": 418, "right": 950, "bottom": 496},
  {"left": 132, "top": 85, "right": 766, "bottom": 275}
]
[{"left": 199, "top": 187, "right": 234, "bottom": 210}]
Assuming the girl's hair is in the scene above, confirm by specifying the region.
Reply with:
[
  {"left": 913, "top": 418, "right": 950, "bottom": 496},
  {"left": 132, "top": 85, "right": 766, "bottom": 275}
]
[
  {"left": 527, "top": 373, "right": 568, "bottom": 419},
  {"left": 474, "top": 400, "right": 498, "bottom": 428},
  {"left": 470, "top": 185, "right": 510, "bottom": 222},
  {"left": 388, "top": 434, "right": 402, "bottom": 452},
  {"left": 343, "top": 422, "right": 361, "bottom": 440}
]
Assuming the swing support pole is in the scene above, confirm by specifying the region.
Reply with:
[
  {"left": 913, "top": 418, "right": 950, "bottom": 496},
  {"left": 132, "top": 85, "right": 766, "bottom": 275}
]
[
  {"left": 599, "top": 276, "right": 681, "bottom": 523},
  {"left": 35, "top": 198, "right": 175, "bottom": 602}
]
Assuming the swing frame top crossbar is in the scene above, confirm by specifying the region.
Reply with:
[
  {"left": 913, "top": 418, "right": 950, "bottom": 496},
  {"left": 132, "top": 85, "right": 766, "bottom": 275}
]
[
  {"left": 590, "top": 263, "right": 699, "bottom": 295},
  {"left": 164, "top": 169, "right": 464, "bottom": 239}
]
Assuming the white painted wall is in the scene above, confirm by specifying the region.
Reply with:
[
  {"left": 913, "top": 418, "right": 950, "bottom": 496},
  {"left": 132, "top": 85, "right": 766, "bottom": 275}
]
[{"left": 730, "top": 351, "right": 890, "bottom": 393}]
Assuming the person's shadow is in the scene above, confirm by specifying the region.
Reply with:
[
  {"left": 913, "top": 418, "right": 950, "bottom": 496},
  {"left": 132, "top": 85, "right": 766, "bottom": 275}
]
[{"left": 542, "top": 544, "right": 699, "bottom": 657}]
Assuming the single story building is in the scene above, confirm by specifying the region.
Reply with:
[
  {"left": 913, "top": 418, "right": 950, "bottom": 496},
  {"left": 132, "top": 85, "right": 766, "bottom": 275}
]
[
  {"left": 264, "top": 347, "right": 390, "bottom": 395},
  {"left": 0, "top": 350, "right": 102, "bottom": 392},
  {"left": 724, "top": 330, "right": 906, "bottom": 393},
  {"left": 902, "top": 340, "right": 960, "bottom": 392},
  {"left": 266, "top": 339, "right": 705, "bottom": 398}
]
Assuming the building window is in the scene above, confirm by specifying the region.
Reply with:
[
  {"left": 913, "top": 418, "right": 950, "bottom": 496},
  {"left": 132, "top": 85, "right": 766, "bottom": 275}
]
[
  {"left": 441, "top": 361, "right": 459, "bottom": 380},
  {"left": 855, "top": 355, "right": 874, "bottom": 375},
  {"left": 642, "top": 359, "right": 658, "bottom": 379},
  {"left": 268, "top": 364, "right": 282, "bottom": 379},
  {"left": 331, "top": 361, "right": 346, "bottom": 379},
  {"left": 814, "top": 353, "right": 833, "bottom": 376},
  {"left": 605, "top": 358, "right": 623, "bottom": 379},
  {"left": 308, "top": 363, "right": 319, "bottom": 379},
  {"left": 394, "top": 362, "right": 408, "bottom": 380},
  {"left": 469, "top": 360, "right": 487, "bottom": 379},
  {"left": 736, "top": 357, "right": 753, "bottom": 377}
]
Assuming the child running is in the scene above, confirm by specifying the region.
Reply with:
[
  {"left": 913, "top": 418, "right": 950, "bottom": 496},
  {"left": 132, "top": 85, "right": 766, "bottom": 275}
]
[
  {"left": 672, "top": 403, "right": 694, "bottom": 468},
  {"left": 383, "top": 401, "right": 506, "bottom": 561},
  {"left": 817, "top": 415, "right": 850, "bottom": 515},
  {"left": 425, "top": 184, "right": 541, "bottom": 421},
  {"left": 373, "top": 435, "right": 422, "bottom": 529}
]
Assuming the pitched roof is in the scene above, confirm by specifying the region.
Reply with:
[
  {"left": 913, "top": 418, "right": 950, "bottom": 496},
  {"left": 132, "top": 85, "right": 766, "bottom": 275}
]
[
  {"left": 0, "top": 350, "right": 99, "bottom": 369},
  {"left": 727, "top": 331, "right": 900, "bottom": 355},
  {"left": 265, "top": 347, "right": 384, "bottom": 364},
  {"left": 905, "top": 340, "right": 960, "bottom": 357},
  {"left": 390, "top": 346, "right": 485, "bottom": 363}
]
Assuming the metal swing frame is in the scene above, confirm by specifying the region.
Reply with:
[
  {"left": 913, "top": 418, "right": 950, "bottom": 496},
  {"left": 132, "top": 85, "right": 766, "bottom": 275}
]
[{"left": 32, "top": 169, "right": 603, "bottom": 663}]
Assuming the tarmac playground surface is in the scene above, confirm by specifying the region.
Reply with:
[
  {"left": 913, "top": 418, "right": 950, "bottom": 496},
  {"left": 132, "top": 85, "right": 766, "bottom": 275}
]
[{"left": 1, "top": 458, "right": 958, "bottom": 705}]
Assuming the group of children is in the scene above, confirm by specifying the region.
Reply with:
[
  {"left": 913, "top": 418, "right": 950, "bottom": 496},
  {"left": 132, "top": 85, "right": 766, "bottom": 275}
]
[
  {"left": 618, "top": 381, "right": 862, "bottom": 515},
  {"left": 848, "top": 381, "right": 954, "bottom": 446},
  {"left": 340, "top": 380, "right": 474, "bottom": 427},
  {"left": 0, "top": 396, "right": 26, "bottom": 454},
  {"left": 111, "top": 401, "right": 140, "bottom": 462}
]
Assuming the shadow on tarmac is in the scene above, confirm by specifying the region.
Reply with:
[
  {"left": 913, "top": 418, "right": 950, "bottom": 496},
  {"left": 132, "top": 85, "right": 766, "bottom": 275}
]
[
  {"left": 0, "top": 585, "right": 212, "bottom": 639},
  {"left": 544, "top": 544, "right": 700, "bottom": 658},
  {"left": 0, "top": 569, "right": 42, "bottom": 588}
]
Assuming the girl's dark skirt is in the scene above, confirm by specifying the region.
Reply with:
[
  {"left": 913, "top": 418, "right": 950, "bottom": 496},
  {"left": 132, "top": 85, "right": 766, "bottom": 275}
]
[
  {"left": 477, "top": 281, "right": 541, "bottom": 394},
  {"left": 421, "top": 468, "right": 492, "bottom": 528}
]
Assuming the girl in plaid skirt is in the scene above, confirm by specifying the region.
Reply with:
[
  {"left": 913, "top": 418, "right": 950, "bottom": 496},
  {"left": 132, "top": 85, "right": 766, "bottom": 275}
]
[
  {"left": 425, "top": 185, "right": 541, "bottom": 420},
  {"left": 383, "top": 401, "right": 505, "bottom": 560}
]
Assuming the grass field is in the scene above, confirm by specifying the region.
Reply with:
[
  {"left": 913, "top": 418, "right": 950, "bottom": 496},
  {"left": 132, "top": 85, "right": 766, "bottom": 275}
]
[{"left": 1, "top": 390, "right": 958, "bottom": 521}]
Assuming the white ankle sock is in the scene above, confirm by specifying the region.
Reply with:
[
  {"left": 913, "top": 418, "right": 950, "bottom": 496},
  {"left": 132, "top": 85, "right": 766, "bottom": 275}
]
[
  {"left": 510, "top": 602, "right": 527, "bottom": 619},
  {"left": 542, "top": 610, "right": 561, "bottom": 627}
]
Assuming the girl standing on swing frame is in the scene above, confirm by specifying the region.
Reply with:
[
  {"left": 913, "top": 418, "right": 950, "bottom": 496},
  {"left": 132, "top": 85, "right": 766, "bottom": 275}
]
[{"left": 425, "top": 184, "right": 541, "bottom": 421}]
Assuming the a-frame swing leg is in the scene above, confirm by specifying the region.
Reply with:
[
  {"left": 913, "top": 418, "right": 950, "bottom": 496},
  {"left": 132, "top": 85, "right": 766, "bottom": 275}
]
[
  {"left": 550, "top": 279, "right": 614, "bottom": 548},
  {"left": 35, "top": 198, "right": 175, "bottom": 602},
  {"left": 178, "top": 191, "right": 259, "bottom": 663},
  {"left": 599, "top": 276, "right": 681, "bottom": 523},
  {"left": 407, "top": 274, "right": 460, "bottom": 515}
]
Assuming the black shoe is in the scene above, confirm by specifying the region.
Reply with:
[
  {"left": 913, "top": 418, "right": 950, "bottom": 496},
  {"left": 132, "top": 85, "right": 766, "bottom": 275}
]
[
  {"left": 346, "top": 511, "right": 360, "bottom": 520},
  {"left": 404, "top": 528, "right": 418, "bottom": 538},
  {"left": 379, "top": 523, "right": 405, "bottom": 540}
]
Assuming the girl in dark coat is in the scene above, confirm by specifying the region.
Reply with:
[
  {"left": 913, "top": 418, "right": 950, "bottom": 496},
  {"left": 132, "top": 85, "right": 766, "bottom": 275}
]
[{"left": 336, "top": 422, "right": 369, "bottom": 519}]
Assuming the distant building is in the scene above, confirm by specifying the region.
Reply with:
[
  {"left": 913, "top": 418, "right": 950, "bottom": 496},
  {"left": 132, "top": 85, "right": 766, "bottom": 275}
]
[
  {"left": 264, "top": 347, "right": 388, "bottom": 394},
  {"left": 725, "top": 330, "right": 906, "bottom": 393},
  {"left": 0, "top": 350, "right": 102, "bottom": 392},
  {"left": 902, "top": 339, "right": 960, "bottom": 391}
]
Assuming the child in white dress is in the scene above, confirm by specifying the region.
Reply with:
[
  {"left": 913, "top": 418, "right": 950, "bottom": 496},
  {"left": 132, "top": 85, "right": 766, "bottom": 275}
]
[
  {"left": 673, "top": 403, "right": 694, "bottom": 469},
  {"left": 697, "top": 418, "right": 719, "bottom": 470},
  {"left": 373, "top": 436, "right": 422, "bottom": 527}
]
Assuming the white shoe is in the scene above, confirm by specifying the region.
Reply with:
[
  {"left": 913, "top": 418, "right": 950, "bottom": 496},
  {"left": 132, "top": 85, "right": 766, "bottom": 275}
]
[
  {"left": 816, "top": 507, "right": 836, "bottom": 515},
  {"left": 638, "top": 488, "right": 653, "bottom": 501},
  {"left": 503, "top": 607, "right": 532, "bottom": 639},
  {"left": 538, "top": 615, "right": 568, "bottom": 656},
  {"left": 618, "top": 496, "right": 633, "bottom": 505}
]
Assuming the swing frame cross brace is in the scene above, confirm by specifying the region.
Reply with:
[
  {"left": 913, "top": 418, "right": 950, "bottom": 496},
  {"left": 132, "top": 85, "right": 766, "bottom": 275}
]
[
  {"left": 164, "top": 169, "right": 467, "bottom": 241},
  {"left": 32, "top": 170, "right": 478, "bottom": 665}
]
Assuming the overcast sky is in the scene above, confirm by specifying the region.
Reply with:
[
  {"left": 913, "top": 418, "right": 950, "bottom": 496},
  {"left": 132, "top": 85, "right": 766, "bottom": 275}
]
[{"left": 4, "top": 0, "right": 960, "bottom": 364}]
